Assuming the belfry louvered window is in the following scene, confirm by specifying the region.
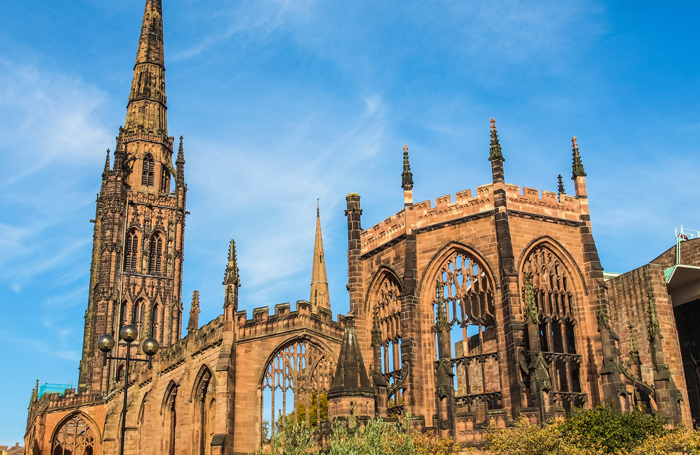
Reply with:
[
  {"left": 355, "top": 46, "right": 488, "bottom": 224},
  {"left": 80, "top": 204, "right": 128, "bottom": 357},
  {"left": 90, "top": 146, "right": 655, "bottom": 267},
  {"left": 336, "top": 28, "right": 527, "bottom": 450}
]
[
  {"left": 149, "top": 233, "right": 163, "bottom": 275},
  {"left": 142, "top": 154, "right": 154, "bottom": 187},
  {"left": 124, "top": 230, "right": 139, "bottom": 272}
]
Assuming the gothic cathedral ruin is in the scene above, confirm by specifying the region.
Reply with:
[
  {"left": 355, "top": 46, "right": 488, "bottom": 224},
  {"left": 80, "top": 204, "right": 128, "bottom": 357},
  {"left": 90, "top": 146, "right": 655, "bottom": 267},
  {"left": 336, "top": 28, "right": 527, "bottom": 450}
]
[{"left": 25, "top": 1, "right": 699, "bottom": 454}]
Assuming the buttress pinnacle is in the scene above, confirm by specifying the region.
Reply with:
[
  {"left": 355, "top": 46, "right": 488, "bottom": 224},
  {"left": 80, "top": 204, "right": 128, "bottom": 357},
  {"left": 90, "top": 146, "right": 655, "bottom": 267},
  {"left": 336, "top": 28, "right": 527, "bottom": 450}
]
[
  {"left": 401, "top": 144, "right": 413, "bottom": 190},
  {"left": 571, "top": 136, "right": 587, "bottom": 179},
  {"left": 488, "top": 118, "right": 504, "bottom": 162}
]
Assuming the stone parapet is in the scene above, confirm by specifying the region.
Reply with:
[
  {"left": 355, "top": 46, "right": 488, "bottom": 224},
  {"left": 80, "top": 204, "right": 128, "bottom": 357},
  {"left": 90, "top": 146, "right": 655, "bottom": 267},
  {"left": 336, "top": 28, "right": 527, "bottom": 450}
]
[{"left": 235, "top": 300, "right": 345, "bottom": 342}]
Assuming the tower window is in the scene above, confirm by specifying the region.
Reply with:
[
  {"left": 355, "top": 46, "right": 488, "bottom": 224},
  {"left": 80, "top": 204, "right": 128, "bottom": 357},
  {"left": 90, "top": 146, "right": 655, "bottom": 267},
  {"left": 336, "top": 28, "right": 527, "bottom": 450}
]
[
  {"left": 149, "top": 233, "right": 163, "bottom": 275},
  {"left": 160, "top": 168, "right": 170, "bottom": 193},
  {"left": 142, "top": 154, "right": 154, "bottom": 187},
  {"left": 124, "top": 229, "right": 139, "bottom": 273}
]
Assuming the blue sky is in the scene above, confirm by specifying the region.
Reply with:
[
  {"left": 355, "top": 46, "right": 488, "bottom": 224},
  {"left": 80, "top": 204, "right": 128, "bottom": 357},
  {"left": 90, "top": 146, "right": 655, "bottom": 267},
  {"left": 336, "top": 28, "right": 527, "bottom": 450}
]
[{"left": 1, "top": 0, "right": 699, "bottom": 444}]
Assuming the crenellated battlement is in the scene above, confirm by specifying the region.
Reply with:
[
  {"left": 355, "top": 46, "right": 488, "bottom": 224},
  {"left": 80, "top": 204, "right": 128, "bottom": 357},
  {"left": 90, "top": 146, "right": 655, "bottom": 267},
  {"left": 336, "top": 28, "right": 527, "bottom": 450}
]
[
  {"left": 236, "top": 300, "right": 345, "bottom": 342},
  {"left": 504, "top": 183, "right": 580, "bottom": 221},
  {"left": 29, "top": 390, "right": 104, "bottom": 414},
  {"left": 360, "top": 182, "right": 585, "bottom": 254},
  {"left": 361, "top": 210, "right": 407, "bottom": 254},
  {"left": 360, "top": 184, "right": 496, "bottom": 254}
]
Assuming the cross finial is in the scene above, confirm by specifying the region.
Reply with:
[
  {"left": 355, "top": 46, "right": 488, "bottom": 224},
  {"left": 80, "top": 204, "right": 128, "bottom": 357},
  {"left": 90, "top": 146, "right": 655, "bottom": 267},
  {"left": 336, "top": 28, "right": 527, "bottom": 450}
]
[
  {"left": 490, "top": 117, "right": 496, "bottom": 131},
  {"left": 317, "top": 198, "right": 320, "bottom": 217},
  {"left": 572, "top": 136, "right": 578, "bottom": 149}
]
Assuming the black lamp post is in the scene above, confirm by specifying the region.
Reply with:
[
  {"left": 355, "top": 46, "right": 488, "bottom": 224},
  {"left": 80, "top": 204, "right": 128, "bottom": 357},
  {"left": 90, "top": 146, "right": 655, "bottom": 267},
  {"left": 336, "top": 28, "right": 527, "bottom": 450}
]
[{"left": 98, "top": 325, "right": 159, "bottom": 455}]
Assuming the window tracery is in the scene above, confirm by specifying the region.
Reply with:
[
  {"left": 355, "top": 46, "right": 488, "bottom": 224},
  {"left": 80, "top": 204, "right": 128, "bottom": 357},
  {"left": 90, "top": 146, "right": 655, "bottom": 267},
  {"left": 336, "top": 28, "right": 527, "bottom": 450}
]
[
  {"left": 369, "top": 274, "right": 404, "bottom": 414},
  {"left": 142, "top": 154, "right": 154, "bottom": 187},
  {"left": 261, "top": 340, "right": 334, "bottom": 442},
  {"left": 124, "top": 229, "right": 139, "bottom": 273},
  {"left": 149, "top": 232, "right": 164, "bottom": 275},
  {"left": 51, "top": 414, "right": 95, "bottom": 455},
  {"left": 521, "top": 244, "right": 583, "bottom": 409},
  {"left": 432, "top": 251, "right": 501, "bottom": 421}
]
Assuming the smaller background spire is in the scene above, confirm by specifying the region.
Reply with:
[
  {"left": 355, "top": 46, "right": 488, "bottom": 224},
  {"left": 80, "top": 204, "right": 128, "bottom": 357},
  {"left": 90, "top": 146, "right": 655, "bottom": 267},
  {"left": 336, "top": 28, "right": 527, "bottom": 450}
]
[{"left": 557, "top": 174, "right": 565, "bottom": 195}]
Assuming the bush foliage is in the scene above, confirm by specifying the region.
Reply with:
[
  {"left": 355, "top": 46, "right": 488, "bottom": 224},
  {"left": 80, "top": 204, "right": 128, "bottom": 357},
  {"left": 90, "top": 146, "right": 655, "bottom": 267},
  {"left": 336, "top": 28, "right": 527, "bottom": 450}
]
[
  {"left": 486, "top": 404, "right": 700, "bottom": 455},
  {"left": 255, "top": 414, "right": 460, "bottom": 455},
  {"left": 257, "top": 404, "right": 700, "bottom": 455}
]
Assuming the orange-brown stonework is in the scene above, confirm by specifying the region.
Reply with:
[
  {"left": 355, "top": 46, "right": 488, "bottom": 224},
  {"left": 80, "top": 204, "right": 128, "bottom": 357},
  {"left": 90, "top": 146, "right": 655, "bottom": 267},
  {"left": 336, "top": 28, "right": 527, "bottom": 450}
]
[{"left": 26, "top": 1, "right": 696, "bottom": 454}]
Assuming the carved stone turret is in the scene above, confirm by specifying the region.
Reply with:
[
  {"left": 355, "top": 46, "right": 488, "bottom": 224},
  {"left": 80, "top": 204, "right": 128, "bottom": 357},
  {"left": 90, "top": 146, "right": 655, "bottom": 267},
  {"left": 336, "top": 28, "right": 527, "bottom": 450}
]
[{"left": 328, "top": 314, "right": 375, "bottom": 422}]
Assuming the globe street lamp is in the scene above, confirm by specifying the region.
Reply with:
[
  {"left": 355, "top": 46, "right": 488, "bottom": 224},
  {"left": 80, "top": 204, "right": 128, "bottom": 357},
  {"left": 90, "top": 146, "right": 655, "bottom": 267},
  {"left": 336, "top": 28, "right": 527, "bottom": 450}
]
[{"left": 98, "top": 325, "right": 159, "bottom": 455}]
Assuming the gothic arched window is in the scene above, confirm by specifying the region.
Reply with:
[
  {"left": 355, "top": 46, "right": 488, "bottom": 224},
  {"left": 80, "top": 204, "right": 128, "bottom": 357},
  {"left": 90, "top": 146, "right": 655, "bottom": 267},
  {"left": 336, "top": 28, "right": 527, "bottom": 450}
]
[
  {"left": 193, "top": 367, "right": 215, "bottom": 455},
  {"left": 142, "top": 154, "right": 155, "bottom": 187},
  {"left": 51, "top": 414, "right": 95, "bottom": 455},
  {"left": 151, "top": 303, "right": 159, "bottom": 339},
  {"left": 160, "top": 168, "right": 170, "bottom": 193},
  {"left": 521, "top": 244, "right": 584, "bottom": 409},
  {"left": 368, "top": 273, "right": 404, "bottom": 414},
  {"left": 431, "top": 250, "right": 500, "bottom": 421},
  {"left": 124, "top": 229, "right": 139, "bottom": 273},
  {"left": 261, "top": 340, "right": 334, "bottom": 441},
  {"left": 149, "top": 232, "right": 164, "bottom": 275},
  {"left": 133, "top": 299, "right": 145, "bottom": 335},
  {"left": 119, "top": 301, "right": 128, "bottom": 327}
]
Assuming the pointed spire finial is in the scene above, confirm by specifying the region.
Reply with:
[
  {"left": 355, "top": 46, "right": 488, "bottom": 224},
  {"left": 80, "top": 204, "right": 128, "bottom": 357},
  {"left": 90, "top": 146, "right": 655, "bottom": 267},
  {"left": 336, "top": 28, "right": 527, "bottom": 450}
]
[
  {"left": 596, "top": 286, "right": 610, "bottom": 331},
  {"left": 371, "top": 305, "right": 382, "bottom": 347},
  {"left": 524, "top": 272, "right": 538, "bottom": 325},
  {"left": 176, "top": 136, "right": 185, "bottom": 183},
  {"left": 571, "top": 136, "right": 586, "bottom": 179},
  {"left": 434, "top": 282, "right": 449, "bottom": 333},
  {"left": 104, "top": 149, "right": 111, "bottom": 173},
  {"left": 223, "top": 239, "right": 240, "bottom": 287},
  {"left": 187, "top": 290, "right": 200, "bottom": 335},
  {"left": 488, "top": 117, "right": 504, "bottom": 162},
  {"left": 401, "top": 144, "right": 413, "bottom": 190},
  {"left": 317, "top": 198, "right": 320, "bottom": 217},
  {"left": 557, "top": 174, "right": 565, "bottom": 195}
]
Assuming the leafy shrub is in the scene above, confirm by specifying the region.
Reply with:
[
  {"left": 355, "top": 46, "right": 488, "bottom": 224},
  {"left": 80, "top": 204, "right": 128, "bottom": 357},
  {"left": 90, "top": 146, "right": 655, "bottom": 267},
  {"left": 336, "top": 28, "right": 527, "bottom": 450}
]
[
  {"left": 629, "top": 426, "right": 700, "bottom": 455},
  {"left": 560, "top": 405, "right": 665, "bottom": 453},
  {"left": 485, "top": 417, "right": 600, "bottom": 455}
]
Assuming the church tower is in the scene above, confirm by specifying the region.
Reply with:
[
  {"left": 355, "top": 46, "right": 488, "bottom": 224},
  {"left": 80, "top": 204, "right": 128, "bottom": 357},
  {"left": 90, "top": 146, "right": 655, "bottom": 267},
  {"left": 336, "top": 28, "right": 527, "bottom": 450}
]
[
  {"left": 78, "top": 0, "right": 187, "bottom": 394},
  {"left": 310, "top": 203, "right": 331, "bottom": 312}
]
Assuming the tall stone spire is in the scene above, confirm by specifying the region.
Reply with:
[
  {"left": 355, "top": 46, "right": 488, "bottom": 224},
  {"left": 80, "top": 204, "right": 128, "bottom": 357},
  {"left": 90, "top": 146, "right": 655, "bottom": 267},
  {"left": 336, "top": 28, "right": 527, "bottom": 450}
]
[
  {"left": 310, "top": 202, "right": 331, "bottom": 313},
  {"left": 124, "top": 0, "right": 167, "bottom": 133}
]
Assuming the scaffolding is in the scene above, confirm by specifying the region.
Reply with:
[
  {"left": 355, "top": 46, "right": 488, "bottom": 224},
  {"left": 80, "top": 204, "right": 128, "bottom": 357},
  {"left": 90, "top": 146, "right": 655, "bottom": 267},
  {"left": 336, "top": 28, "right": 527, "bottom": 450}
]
[{"left": 38, "top": 383, "right": 74, "bottom": 398}]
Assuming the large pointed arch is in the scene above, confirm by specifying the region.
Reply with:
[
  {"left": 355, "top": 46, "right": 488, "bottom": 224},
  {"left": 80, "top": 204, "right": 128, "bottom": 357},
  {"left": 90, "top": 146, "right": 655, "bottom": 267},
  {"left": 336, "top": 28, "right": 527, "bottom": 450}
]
[
  {"left": 50, "top": 411, "right": 101, "bottom": 455},
  {"left": 190, "top": 364, "right": 216, "bottom": 455},
  {"left": 259, "top": 335, "right": 337, "bottom": 441},
  {"left": 419, "top": 241, "right": 502, "bottom": 421},
  {"left": 190, "top": 364, "right": 215, "bottom": 403},
  {"left": 517, "top": 235, "right": 589, "bottom": 297},
  {"left": 517, "top": 236, "right": 587, "bottom": 410},
  {"left": 364, "top": 265, "right": 405, "bottom": 414}
]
